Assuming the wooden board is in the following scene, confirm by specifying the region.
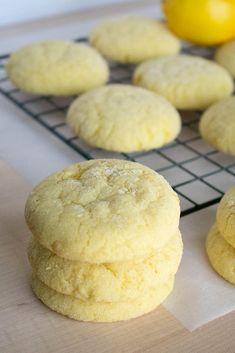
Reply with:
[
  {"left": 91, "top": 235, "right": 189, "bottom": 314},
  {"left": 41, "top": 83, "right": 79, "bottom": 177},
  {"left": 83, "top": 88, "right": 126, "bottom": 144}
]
[{"left": 0, "top": 160, "right": 234, "bottom": 353}]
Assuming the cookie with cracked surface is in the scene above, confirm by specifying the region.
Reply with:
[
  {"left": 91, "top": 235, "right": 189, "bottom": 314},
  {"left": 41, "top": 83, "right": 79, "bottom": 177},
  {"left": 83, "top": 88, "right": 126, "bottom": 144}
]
[
  {"left": 7, "top": 41, "right": 109, "bottom": 95},
  {"left": 206, "top": 224, "right": 235, "bottom": 284},
  {"left": 217, "top": 187, "right": 235, "bottom": 248},
  {"left": 215, "top": 39, "right": 235, "bottom": 78},
  {"left": 31, "top": 275, "right": 174, "bottom": 322},
  {"left": 199, "top": 96, "right": 235, "bottom": 156},
  {"left": 66, "top": 84, "right": 181, "bottom": 153},
  {"left": 25, "top": 159, "right": 180, "bottom": 263},
  {"left": 133, "top": 54, "right": 234, "bottom": 110},
  {"left": 28, "top": 230, "right": 183, "bottom": 302},
  {"left": 89, "top": 16, "right": 180, "bottom": 63}
]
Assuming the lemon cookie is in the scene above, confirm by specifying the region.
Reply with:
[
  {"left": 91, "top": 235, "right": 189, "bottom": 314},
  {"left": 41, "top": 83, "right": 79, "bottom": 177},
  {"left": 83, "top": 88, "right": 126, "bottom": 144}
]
[
  {"left": 25, "top": 159, "right": 180, "bottom": 263},
  {"left": 206, "top": 224, "right": 235, "bottom": 284},
  {"left": 28, "top": 230, "right": 182, "bottom": 302},
  {"left": 89, "top": 16, "right": 180, "bottom": 63},
  {"left": 217, "top": 187, "right": 235, "bottom": 248},
  {"left": 31, "top": 275, "right": 174, "bottom": 322},
  {"left": 199, "top": 96, "right": 235, "bottom": 156},
  {"left": 7, "top": 41, "right": 109, "bottom": 95},
  {"left": 215, "top": 40, "right": 235, "bottom": 78},
  {"left": 133, "top": 54, "right": 234, "bottom": 110},
  {"left": 67, "top": 84, "right": 181, "bottom": 152}
]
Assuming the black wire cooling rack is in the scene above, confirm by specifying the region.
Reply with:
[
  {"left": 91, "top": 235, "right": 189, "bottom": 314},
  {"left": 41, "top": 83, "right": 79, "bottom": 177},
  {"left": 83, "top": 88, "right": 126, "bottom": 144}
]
[{"left": 0, "top": 39, "right": 235, "bottom": 217}]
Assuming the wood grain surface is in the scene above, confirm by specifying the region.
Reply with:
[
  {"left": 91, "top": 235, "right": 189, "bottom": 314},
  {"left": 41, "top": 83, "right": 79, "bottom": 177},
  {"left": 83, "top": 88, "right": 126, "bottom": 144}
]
[{"left": 0, "top": 160, "right": 234, "bottom": 353}]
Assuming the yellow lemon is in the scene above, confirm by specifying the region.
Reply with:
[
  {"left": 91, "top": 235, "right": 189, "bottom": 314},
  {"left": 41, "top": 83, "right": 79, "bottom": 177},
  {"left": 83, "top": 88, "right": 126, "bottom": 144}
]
[{"left": 162, "top": 0, "right": 235, "bottom": 46}]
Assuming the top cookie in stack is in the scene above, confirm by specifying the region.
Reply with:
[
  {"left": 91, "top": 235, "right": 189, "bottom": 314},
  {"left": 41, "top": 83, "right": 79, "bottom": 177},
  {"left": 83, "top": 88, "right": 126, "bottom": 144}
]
[
  {"left": 25, "top": 159, "right": 180, "bottom": 263},
  {"left": 25, "top": 159, "right": 182, "bottom": 322}
]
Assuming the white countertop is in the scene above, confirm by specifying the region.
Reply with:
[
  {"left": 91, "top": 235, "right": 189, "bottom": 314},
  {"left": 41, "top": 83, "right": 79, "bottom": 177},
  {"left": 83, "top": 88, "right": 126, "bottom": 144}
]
[{"left": 0, "top": 0, "right": 161, "bottom": 184}]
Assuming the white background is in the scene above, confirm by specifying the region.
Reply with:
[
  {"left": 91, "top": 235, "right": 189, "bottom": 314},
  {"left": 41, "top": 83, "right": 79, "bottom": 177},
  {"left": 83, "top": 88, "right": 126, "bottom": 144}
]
[{"left": 1, "top": 0, "right": 136, "bottom": 26}]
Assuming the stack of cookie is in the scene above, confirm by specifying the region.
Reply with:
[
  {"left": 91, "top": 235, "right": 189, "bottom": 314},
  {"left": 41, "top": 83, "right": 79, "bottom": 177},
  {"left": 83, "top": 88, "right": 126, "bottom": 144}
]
[
  {"left": 206, "top": 187, "right": 235, "bottom": 285},
  {"left": 25, "top": 159, "right": 183, "bottom": 322}
]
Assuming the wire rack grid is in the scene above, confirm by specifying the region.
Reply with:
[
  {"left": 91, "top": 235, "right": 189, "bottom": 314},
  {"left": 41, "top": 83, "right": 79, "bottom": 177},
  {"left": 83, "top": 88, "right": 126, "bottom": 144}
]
[{"left": 0, "top": 39, "right": 235, "bottom": 217}]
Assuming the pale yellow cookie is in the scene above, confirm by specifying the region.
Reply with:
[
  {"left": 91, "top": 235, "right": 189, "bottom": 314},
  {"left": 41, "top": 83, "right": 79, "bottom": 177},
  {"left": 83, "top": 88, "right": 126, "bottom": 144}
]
[
  {"left": 133, "top": 54, "right": 234, "bottom": 110},
  {"left": 89, "top": 16, "right": 180, "bottom": 63},
  {"left": 215, "top": 39, "right": 235, "bottom": 78},
  {"left": 206, "top": 224, "right": 235, "bottom": 284},
  {"left": 7, "top": 41, "right": 109, "bottom": 95},
  {"left": 28, "top": 230, "right": 182, "bottom": 302},
  {"left": 31, "top": 275, "right": 174, "bottom": 322},
  {"left": 67, "top": 84, "right": 181, "bottom": 153},
  {"left": 25, "top": 159, "right": 180, "bottom": 263},
  {"left": 199, "top": 96, "right": 235, "bottom": 156},
  {"left": 217, "top": 187, "right": 235, "bottom": 248}
]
